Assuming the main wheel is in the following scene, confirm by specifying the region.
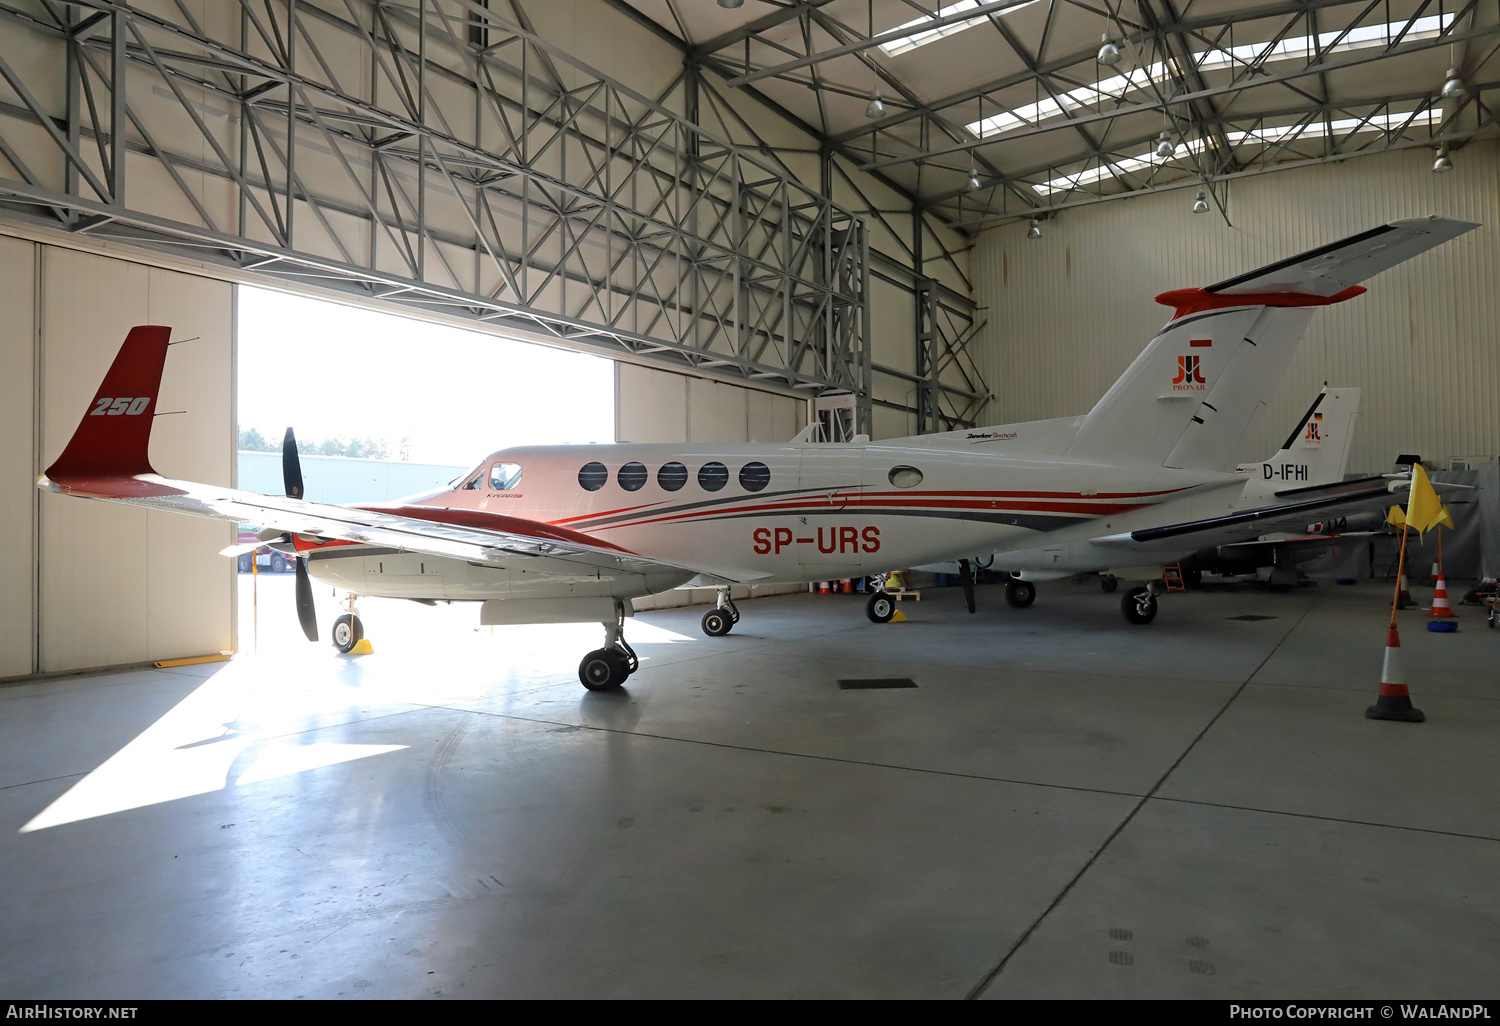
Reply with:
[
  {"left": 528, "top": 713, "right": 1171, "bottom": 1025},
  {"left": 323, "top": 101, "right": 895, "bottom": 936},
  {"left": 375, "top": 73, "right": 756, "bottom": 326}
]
[
  {"left": 1121, "top": 587, "right": 1158, "bottom": 625},
  {"left": 1005, "top": 580, "right": 1036, "bottom": 608},
  {"left": 579, "top": 648, "right": 629, "bottom": 690},
  {"left": 270, "top": 553, "right": 286, "bottom": 573},
  {"left": 866, "top": 592, "right": 896, "bottom": 623},
  {"left": 701, "top": 609, "right": 734, "bottom": 636},
  {"left": 332, "top": 613, "right": 364, "bottom": 652},
  {"left": 1099, "top": 574, "right": 1118, "bottom": 593}
]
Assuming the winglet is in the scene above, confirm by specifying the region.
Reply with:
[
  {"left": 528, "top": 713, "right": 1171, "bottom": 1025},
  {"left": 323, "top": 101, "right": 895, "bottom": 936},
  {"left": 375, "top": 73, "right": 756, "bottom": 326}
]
[{"left": 43, "top": 326, "right": 173, "bottom": 495}]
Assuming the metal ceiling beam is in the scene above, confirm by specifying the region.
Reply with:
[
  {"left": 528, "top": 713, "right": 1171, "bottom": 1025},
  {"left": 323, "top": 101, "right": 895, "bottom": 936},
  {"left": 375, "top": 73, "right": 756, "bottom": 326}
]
[
  {"left": 724, "top": 0, "right": 1037, "bottom": 87},
  {"left": 857, "top": 10, "right": 1499, "bottom": 171},
  {"left": 825, "top": 0, "right": 1416, "bottom": 146},
  {"left": 0, "top": 0, "right": 873, "bottom": 403}
]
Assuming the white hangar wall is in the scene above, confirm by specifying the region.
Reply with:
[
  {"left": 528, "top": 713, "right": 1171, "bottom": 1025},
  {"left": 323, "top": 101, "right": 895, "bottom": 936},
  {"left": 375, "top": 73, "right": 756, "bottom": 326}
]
[
  {"left": 616, "top": 362, "right": 808, "bottom": 608},
  {"left": 0, "top": 238, "right": 235, "bottom": 679},
  {"left": 973, "top": 144, "right": 1500, "bottom": 475}
]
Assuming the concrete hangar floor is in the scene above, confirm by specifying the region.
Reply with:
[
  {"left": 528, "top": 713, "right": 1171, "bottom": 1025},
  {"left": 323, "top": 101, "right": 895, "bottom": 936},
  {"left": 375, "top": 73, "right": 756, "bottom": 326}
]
[{"left": 0, "top": 576, "right": 1495, "bottom": 999}]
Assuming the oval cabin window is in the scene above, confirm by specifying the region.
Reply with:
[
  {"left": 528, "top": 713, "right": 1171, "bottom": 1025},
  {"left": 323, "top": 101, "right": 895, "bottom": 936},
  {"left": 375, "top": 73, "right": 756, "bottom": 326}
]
[
  {"left": 739, "top": 462, "right": 770, "bottom": 492},
  {"left": 698, "top": 462, "right": 729, "bottom": 491},
  {"left": 658, "top": 462, "right": 688, "bottom": 491},
  {"left": 888, "top": 465, "right": 923, "bottom": 488},
  {"left": 618, "top": 462, "right": 648, "bottom": 491},
  {"left": 578, "top": 462, "right": 607, "bottom": 491}
]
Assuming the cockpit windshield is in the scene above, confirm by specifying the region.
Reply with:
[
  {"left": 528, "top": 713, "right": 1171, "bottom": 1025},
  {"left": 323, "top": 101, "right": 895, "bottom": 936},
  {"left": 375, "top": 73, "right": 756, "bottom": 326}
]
[{"left": 453, "top": 460, "right": 487, "bottom": 490}]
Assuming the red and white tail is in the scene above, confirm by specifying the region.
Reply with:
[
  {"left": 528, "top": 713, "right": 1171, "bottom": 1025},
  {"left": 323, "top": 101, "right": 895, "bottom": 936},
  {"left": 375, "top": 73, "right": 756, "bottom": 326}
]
[
  {"left": 1063, "top": 217, "right": 1475, "bottom": 470},
  {"left": 43, "top": 325, "right": 172, "bottom": 496}
]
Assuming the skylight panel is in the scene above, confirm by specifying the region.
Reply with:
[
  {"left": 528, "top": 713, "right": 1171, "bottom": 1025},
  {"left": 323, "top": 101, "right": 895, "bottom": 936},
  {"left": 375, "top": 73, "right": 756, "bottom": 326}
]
[
  {"left": 1029, "top": 109, "right": 1440, "bottom": 195},
  {"left": 969, "top": 15, "right": 1451, "bottom": 139},
  {"left": 879, "top": 0, "right": 1041, "bottom": 58}
]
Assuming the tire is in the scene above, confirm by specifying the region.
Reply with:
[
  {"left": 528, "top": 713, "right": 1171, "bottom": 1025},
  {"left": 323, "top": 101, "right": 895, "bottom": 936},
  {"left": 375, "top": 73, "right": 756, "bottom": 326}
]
[
  {"left": 238, "top": 553, "right": 252, "bottom": 573},
  {"left": 270, "top": 553, "right": 286, "bottom": 574},
  {"left": 701, "top": 609, "right": 734, "bottom": 636},
  {"left": 579, "top": 648, "right": 628, "bottom": 690},
  {"left": 1183, "top": 568, "right": 1203, "bottom": 588},
  {"left": 866, "top": 592, "right": 895, "bottom": 623},
  {"left": 1121, "top": 587, "right": 1158, "bottom": 625},
  {"left": 1005, "top": 580, "right": 1036, "bottom": 608},
  {"left": 1099, "top": 574, "right": 1118, "bottom": 594},
  {"left": 331, "top": 613, "right": 363, "bottom": 653}
]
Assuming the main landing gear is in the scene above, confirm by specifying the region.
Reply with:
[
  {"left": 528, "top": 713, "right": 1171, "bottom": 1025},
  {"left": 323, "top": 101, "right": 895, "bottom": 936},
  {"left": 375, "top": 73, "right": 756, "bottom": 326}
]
[
  {"left": 579, "top": 601, "right": 639, "bottom": 691},
  {"left": 332, "top": 594, "right": 364, "bottom": 653},
  {"left": 1004, "top": 579, "right": 1036, "bottom": 608},
  {"left": 1121, "top": 583, "right": 1161, "bottom": 625},
  {"left": 700, "top": 588, "right": 740, "bottom": 637}
]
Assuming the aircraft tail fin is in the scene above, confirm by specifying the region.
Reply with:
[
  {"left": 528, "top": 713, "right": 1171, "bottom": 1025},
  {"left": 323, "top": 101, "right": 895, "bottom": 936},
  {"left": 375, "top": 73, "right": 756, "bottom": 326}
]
[
  {"left": 43, "top": 325, "right": 171, "bottom": 492},
  {"left": 1238, "top": 386, "right": 1360, "bottom": 500},
  {"left": 1063, "top": 217, "right": 1475, "bottom": 469}
]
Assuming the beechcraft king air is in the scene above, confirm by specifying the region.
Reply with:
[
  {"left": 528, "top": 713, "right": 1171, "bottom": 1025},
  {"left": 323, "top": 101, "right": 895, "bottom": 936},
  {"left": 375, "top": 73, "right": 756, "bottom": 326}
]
[{"left": 40, "top": 216, "right": 1475, "bottom": 690}]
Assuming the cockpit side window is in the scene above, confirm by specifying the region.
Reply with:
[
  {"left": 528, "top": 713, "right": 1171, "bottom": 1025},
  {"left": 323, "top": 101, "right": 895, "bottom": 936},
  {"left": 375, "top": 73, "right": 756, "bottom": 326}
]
[{"left": 489, "top": 462, "right": 522, "bottom": 490}]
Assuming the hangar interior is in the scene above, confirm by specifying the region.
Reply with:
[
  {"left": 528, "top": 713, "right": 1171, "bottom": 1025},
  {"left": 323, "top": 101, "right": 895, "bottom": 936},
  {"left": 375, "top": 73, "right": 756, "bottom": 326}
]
[{"left": 0, "top": 0, "right": 1497, "bottom": 999}]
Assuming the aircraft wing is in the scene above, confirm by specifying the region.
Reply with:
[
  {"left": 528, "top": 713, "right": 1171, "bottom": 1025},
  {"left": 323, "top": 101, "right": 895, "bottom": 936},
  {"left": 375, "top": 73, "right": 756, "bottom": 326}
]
[
  {"left": 1206, "top": 216, "right": 1477, "bottom": 297},
  {"left": 41, "top": 470, "right": 700, "bottom": 580}
]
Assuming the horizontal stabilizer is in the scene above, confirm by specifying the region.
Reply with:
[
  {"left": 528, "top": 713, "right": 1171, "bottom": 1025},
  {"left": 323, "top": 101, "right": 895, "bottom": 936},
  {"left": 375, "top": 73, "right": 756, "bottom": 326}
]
[{"left": 1207, "top": 217, "right": 1477, "bottom": 297}]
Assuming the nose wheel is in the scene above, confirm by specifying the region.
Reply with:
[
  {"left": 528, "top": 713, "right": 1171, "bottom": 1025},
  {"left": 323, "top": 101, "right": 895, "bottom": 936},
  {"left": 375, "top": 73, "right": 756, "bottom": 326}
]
[
  {"left": 866, "top": 592, "right": 896, "bottom": 623},
  {"left": 331, "top": 613, "right": 364, "bottom": 653}
]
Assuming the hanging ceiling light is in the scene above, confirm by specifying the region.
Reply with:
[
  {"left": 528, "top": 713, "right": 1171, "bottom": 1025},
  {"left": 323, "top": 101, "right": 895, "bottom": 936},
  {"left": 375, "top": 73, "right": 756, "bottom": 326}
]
[
  {"left": 1432, "top": 144, "right": 1454, "bottom": 173},
  {"left": 1155, "top": 130, "right": 1175, "bottom": 159},
  {"left": 1026, "top": 218, "right": 1042, "bottom": 239},
  {"left": 718, "top": 0, "right": 744, "bottom": 8},
  {"left": 969, "top": 163, "right": 982, "bottom": 190},
  {"left": 1192, "top": 190, "right": 1210, "bottom": 214},
  {"left": 865, "top": 88, "right": 886, "bottom": 120},
  {"left": 1097, "top": 33, "right": 1121, "bottom": 67},
  {"left": 1440, "top": 68, "right": 1465, "bottom": 100}
]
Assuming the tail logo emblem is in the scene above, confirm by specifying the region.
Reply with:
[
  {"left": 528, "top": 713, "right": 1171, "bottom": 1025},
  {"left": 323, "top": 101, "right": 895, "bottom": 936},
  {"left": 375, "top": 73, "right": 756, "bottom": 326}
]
[{"left": 1172, "top": 355, "right": 1207, "bottom": 390}]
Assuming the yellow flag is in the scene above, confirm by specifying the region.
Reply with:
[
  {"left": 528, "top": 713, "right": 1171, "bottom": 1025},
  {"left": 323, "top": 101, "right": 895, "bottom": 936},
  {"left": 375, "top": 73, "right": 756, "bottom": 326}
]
[
  {"left": 1405, "top": 463, "right": 1443, "bottom": 534},
  {"left": 1387, "top": 505, "right": 1407, "bottom": 527},
  {"left": 1436, "top": 503, "right": 1456, "bottom": 530}
]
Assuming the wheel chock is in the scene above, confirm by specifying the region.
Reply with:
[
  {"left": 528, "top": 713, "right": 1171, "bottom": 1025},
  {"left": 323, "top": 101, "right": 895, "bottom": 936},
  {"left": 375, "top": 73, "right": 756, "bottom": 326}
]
[
  {"left": 889, "top": 610, "right": 908, "bottom": 623},
  {"left": 348, "top": 638, "right": 375, "bottom": 655}
]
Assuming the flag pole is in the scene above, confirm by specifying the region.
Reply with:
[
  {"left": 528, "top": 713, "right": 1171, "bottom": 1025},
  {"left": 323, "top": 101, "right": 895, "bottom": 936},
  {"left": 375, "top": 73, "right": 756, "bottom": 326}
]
[{"left": 1390, "top": 522, "right": 1410, "bottom": 628}]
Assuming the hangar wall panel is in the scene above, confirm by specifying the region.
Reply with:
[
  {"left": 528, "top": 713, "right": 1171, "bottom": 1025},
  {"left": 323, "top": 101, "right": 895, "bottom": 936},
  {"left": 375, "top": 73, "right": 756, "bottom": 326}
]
[
  {"left": 973, "top": 145, "right": 1500, "bottom": 474},
  {"left": 0, "top": 238, "right": 36, "bottom": 677},
  {"left": 616, "top": 362, "right": 807, "bottom": 608},
  {"left": 35, "top": 248, "right": 234, "bottom": 675}
]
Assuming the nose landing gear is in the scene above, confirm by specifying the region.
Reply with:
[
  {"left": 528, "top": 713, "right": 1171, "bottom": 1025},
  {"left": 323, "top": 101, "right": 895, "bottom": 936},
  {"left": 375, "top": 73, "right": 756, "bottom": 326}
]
[
  {"left": 332, "top": 594, "right": 365, "bottom": 653},
  {"left": 579, "top": 601, "right": 640, "bottom": 691}
]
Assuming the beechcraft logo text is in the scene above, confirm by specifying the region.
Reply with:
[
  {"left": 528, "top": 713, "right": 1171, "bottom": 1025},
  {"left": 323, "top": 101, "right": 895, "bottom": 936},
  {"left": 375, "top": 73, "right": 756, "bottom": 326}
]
[{"left": 1172, "top": 355, "right": 1207, "bottom": 390}]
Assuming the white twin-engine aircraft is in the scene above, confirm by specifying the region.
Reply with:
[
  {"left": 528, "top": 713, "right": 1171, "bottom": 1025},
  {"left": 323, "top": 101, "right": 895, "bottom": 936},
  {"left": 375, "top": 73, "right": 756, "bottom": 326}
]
[{"left": 40, "top": 217, "right": 1474, "bottom": 690}]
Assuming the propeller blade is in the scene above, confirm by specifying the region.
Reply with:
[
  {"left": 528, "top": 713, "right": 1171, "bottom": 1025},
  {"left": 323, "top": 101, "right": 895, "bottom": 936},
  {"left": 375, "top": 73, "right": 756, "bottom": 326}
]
[
  {"left": 282, "top": 427, "right": 304, "bottom": 499},
  {"left": 294, "top": 556, "right": 318, "bottom": 642},
  {"left": 958, "top": 558, "right": 976, "bottom": 614}
]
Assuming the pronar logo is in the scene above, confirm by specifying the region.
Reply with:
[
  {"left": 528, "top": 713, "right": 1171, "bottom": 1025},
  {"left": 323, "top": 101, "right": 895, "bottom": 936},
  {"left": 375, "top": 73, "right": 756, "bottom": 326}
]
[
  {"left": 89, "top": 397, "right": 151, "bottom": 416},
  {"left": 1172, "top": 355, "right": 1207, "bottom": 390}
]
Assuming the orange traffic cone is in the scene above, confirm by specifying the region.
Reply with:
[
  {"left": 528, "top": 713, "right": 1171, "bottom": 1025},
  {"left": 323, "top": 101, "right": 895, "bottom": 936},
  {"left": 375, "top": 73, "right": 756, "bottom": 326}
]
[
  {"left": 1427, "top": 573, "right": 1458, "bottom": 631},
  {"left": 1366, "top": 624, "right": 1425, "bottom": 722}
]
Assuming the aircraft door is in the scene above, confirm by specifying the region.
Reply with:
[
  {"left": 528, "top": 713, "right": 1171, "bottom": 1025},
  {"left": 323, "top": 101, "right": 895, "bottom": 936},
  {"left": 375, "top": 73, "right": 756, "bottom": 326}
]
[{"left": 796, "top": 446, "right": 865, "bottom": 577}]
